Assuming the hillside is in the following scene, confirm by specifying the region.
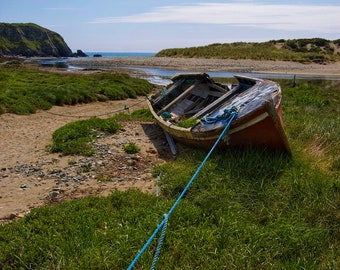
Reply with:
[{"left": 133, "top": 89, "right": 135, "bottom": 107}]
[
  {"left": 0, "top": 23, "right": 72, "bottom": 57},
  {"left": 156, "top": 38, "right": 340, "bottom": 63}
]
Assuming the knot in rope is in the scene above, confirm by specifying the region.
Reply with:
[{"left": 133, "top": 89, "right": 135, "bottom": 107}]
[{"left": 202, "top": 106, "right": 238, "bottom": 124}]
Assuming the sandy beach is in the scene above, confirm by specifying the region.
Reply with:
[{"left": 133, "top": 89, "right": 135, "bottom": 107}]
[
  {"left": 0, "top": 98, "right": 172, "bottom": 223},
  {"left": 1, "top": 57, "right": 340, "bottom": 223},
  {"left": 68, "top": 56, "right": 340, "bottom": 77}
]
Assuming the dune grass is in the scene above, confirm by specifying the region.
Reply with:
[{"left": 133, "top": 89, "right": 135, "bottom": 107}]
[
  {"left": 0, "top": 79, "right": 339, "bottom": 269},
  {"left": 156, "top": 38, "right": 340, "bottom": 63}
]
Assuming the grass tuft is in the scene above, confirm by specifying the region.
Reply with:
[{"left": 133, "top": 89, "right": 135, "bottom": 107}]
[
  {"left": 48, "top": 117, "right": 121, "bottom": 156},
  {"left": 122, "top": 142, "right": 140, "bottom": 154}
]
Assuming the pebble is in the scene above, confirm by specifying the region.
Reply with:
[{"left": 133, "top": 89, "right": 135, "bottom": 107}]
[
  {"left": 7, "top": 145, "right": 136, "bottom": 185},
  {"left": 50, "top": 191, "right": 59, "bottom": 198},
  {"left": 20, "top": 184, "right": 29, "bottom": 190}
]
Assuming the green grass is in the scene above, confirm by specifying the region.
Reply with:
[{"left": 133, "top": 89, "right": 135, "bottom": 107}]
[
  {"left": 0, "top": 79, "right": 339, "bottom": 269},
  {"left": 279, "top": 79, "right": 340, "bottom": 174},
  {"left": 156, "top": 38, "right": 340, "bottom": 63},
  {"left": 48, "top": 109, "right": 154, "bottom": 156},
  {"left": 114, "top": 108, "right": 155, "bottom": 122},
  {"left": 0, "top": 66, "right": 153, "bottom": 115}
]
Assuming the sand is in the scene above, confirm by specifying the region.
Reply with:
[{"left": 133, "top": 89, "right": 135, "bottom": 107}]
[
  {"left": 0, "top": 97, "right": 172, "bottom": 223},
  {"left": 68, "top": 56, "right": 340, "bottom": 77}
]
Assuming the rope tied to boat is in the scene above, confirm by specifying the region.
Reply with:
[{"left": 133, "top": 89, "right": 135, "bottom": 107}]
[
  {"left": 201, "top": 106, "right": 238, "bottom": 124},
  {"left": 127, "top": 109, "right": 238, "bottom": 270}
]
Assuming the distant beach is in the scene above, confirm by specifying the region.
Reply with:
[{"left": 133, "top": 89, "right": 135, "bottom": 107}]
[{"left": 68, "top": 56, "right": 340, "bottom": 80}]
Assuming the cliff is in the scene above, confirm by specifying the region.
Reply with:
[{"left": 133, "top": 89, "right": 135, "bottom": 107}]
[{"left": 0, "top": 23, "right": 73, "bottom": 57}]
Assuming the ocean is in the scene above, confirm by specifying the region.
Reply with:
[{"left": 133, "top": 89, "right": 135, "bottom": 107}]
[{"left": 84, "top": 52, "right": 155, "bottom": 58}]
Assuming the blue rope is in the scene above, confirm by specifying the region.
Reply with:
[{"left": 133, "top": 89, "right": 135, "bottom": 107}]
[
  {"left": 127, "top": 110, "right": 238, "bottom": 270},
  {"left": 150, "top": 214, "right": 168, "bottom": 270},
  {"left": 202, "top": 106, "right": 238, "bottom": 124}
]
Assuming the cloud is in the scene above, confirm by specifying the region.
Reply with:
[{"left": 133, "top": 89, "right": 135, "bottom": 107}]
[{"left": 90, "top": 2, "right": 340, "bottom": 34}]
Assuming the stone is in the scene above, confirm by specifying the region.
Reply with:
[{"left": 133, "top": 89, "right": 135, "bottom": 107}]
[
  {"left": 50, "top": 191, "right": 59, "bottom": 198},
  {"left": 20, "top": 184, "right": 29, "bottom": 190},
  {"left": 8, "top": 213, "right": 17, "bottom": 220}
]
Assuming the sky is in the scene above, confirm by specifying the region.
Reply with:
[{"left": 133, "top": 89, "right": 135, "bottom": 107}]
[{"left": 1, "top": 0, "right": 340, "bottom": 53}]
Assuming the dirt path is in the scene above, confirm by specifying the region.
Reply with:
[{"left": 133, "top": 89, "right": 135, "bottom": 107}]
[{"left": 0, "top": 97, "right": 171, "bottom": 223}]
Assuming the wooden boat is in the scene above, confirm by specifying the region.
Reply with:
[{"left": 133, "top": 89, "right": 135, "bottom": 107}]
[{"left": 147, "top": 73, "right": 290, "bottom": 153}]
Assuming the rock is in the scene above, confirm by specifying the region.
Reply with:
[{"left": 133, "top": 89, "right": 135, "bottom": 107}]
[
  {"left": 8, "top": 213, "right": 17, "bottom": 220},
  {"left": 126, "top": 159, "right": 136, "bottom": 166},
  {"left": 20, "top": 184, "right": 29, "bottom": 190},
  {"left": 73, "top": 49, "right": 88, "bottom": 57},
  {"left": 50, "top": 191, "right": 59, "bottom": 198}
]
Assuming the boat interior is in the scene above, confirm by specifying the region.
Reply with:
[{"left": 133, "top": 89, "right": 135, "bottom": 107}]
[{"left": 151, "top": 74, "right": 256, "bottom": 123}]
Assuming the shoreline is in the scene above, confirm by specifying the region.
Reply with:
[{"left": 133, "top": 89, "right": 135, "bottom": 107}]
[{"left": 67, "top": 57, "right": 340, "bottom": 77}]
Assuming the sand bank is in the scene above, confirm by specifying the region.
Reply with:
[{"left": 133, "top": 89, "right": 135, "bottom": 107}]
[{"left": 68, "top": 57, "right": 340, "bottom": 77}]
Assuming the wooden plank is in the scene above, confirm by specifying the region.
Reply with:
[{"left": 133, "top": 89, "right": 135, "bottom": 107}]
[
  {"left": 157, "top": 81, "right": 201, "bottom": 116},
  {"left": 207, "top": 82, "right": 229, "bottom": 93},
  {"left": 191, "top": 90, "right": 236, "bottom": 119},
  {"left": 152, "top": 78, "right": 185, "bottom": 107},
  {"left": 164, "top": 131, "right": 177, "bottom": 156}
]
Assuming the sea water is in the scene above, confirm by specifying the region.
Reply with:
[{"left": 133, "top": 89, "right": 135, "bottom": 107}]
[
  {"left": 85, "top": 52, "right": 155, "bottom": 58},
  {"left": 81, "top": 53, "right": 319, "bottom": 82}
]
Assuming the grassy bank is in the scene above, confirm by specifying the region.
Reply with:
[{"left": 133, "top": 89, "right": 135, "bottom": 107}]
[
  {"left": 0, "top": 66, "right": 153, "bottom": 115},
  {"left": 0, "top": 78, "right": 339, "bottom": 269},
  {"left": 156, "top": 38, "right": 340, "bottom": 63}
]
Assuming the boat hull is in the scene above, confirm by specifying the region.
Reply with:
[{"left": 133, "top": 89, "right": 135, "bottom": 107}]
[{"left": 148, "top": 99, "right": 290, "bottom": 153}]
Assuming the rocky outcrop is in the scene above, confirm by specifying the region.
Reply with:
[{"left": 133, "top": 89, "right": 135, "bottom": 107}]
[
  {"left": 73, "top": 49, "right": 88, "bottom": 57},
  {"left": 0, "top": 22, "right": 73, "bottom": 57}
]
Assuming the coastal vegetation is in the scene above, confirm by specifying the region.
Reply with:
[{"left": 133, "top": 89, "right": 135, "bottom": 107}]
[
  {"left": 156, "top": 38, "right": 340, "bottom": 63},
  {"left": 0, "top": 76, "right": 339, "bottom": 269},
  {"left": 0, "top": 66, "right": 153, "bottom": 115}
]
